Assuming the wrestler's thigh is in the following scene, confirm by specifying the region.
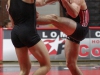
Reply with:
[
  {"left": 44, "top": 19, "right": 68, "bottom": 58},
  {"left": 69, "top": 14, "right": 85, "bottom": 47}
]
[
  {"left": 15, "top": 47, "right": 31, "bottom": 68},
  {"left": 51, "top": 16, "right": 77, "bottom": 35},
  {"left": 28, "top": 40, "right": 50, "bottom": 65},
  {"left": 64, "top": 39, "right": 80, "bottom": 62}
]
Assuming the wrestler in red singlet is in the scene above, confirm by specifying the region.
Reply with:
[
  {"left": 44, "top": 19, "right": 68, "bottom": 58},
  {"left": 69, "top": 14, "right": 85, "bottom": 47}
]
[{"left": 36, "top": 0, "right": 90, "bottom": 75}]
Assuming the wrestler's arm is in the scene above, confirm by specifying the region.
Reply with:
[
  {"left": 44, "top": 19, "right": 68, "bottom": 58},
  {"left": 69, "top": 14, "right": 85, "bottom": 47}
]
[
  {"left": 7, "top": 0, "right": 14, "bottom": 27},
  {"left": 36, "top": 0, "right": 58, "bottom": 25},
  {"left": 36, "top": 0, "right": 46, "bottom": 6},
  {"left": 36, "top": 0, "right": 58, "bottom": 6},
  {"left": 45, "top": 0, "right": 58, "bottom": 4},
  {"left": 61, "top": 0, "right": 81, "bottom": 18},
  {"left": 9, "top": 15, "right": 14, "bottom": 26},
  {"left": 36, "top": 0, "right": 58, "bottom": 24}
]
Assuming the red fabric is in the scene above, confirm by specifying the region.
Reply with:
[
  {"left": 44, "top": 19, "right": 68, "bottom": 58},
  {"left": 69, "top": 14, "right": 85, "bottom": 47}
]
[{"left": 79, "top": 9, "right": 89, "bottom": 27}]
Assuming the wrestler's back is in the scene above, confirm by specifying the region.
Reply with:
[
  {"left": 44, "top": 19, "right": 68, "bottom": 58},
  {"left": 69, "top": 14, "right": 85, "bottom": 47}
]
[
  {"left": 9, "top": 0, "right": 41, "bottom": 47},
  {"left": 9, "top": 0, "right": 36, "bottom": 26}
]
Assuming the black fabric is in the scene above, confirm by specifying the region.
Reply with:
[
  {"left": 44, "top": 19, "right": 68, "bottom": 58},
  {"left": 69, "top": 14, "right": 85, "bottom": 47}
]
[
  {"left": 67, "top": 23, "right": 89, "bottom": 43},
  {"left": 9, "top": 0, "right": 41, "bottom": 48},
  {"left": 11, "top": 25, "right": 41, "bottom": 48},
  {"left": 67, "top": 37, "right": 80, "bottom": 44},
  {"left": 9, "top": 0, "right": 36, "bottom": 26}
]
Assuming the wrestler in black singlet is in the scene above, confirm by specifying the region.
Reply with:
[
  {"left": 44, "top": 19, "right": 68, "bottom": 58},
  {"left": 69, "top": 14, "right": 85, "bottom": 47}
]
[
  {"left": 59, "top": 0, "right": 89, "bottom": 43},
  {"left": 9, "top": 0, "right": 41, "bottom": 48}
]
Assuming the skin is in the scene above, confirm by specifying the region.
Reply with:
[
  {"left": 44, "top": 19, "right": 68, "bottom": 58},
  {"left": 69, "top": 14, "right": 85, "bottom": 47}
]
[{"left": 7, "top": 0, "right": 51, "bottom": 75}]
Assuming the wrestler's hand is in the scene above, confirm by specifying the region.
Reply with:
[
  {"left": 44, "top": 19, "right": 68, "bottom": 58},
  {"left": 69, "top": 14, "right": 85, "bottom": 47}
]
[
  {"left": 36, "top": 0, "right": 46, "bottom": 6},
  {"left": 61, "top": 0, "right": 72, "bottom": 4}
]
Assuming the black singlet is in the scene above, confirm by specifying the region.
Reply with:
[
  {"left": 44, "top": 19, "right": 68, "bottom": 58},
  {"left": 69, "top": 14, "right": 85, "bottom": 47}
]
[{"left": 9, "top": 0, "right": 41, "bottom": 47}]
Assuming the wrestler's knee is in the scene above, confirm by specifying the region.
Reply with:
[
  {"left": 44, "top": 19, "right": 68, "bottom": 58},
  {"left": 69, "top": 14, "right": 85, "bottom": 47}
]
[
  {"left": 20, "top": 63, "right": 31, "bottom": 74},
  {"left": 41, "top": 64, "right": 51, "bottom": 72},
  {"left": 45, "top": 65, "right": 51, "bottom": 72},
  {"left": 20, "top": 65, "right": 31, "bottom": 75},
  {"left": 66, "top": 60, "right": 77, "bottom": 69}
]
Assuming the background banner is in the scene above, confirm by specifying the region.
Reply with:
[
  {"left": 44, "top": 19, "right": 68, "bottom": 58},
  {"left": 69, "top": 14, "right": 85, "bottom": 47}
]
[{"left": 2, "top": 28, "right": 100, "bottom": 61}]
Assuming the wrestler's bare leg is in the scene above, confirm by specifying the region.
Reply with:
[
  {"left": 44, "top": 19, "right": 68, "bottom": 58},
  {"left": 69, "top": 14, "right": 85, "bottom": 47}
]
[
  {"left": 47, "top": 14, "right": 83, "bottom": 75},
  {"left": 49, "top": 14, "right": 77, "bottom": 35},
  {"left": 65, "top": 39, "right": 83, "bottom": 75},
  {"left": 29, "top": 40, "right": 51, "bottom": 75},
  {"left": 15, "top": 47, "right": 31, "bottom": 75}
]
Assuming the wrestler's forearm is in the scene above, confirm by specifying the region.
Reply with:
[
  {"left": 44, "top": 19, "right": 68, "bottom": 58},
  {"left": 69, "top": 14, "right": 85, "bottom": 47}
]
[
  {"left": 36, "top": 0, "right": 57, "bottom": 7},
  {"left": 9, "top": 15, "right": 14, "bottom": 27},
  {"left": 36, "top": 0, "right": 45, "bottom": 6},
  {"left": 45, "top": 0, "right": 58, "bottom": 5}
]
